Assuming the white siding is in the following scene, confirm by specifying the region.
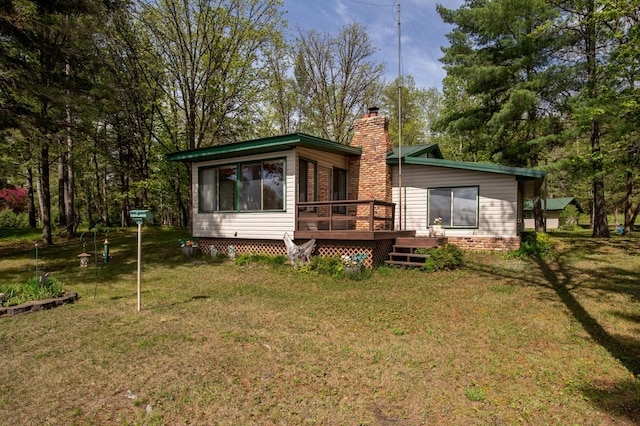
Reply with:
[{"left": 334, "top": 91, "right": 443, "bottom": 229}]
[
  {"left": 393, "top": 165, "right": 519, "bottom": 238},
  {"left": 192, "top": 150, "right": 296, "bottom": 240}
]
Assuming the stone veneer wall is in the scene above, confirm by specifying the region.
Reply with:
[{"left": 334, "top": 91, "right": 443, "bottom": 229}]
[{"left": 446, "top": 237, "right": 521, "bottom": 251}]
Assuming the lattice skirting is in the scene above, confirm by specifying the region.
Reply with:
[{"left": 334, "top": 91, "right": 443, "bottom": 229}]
[{"left": 199, "top": 238, "right": 396, "bottom": 268}]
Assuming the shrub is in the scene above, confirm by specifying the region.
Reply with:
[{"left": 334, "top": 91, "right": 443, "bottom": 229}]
[
  {"left": 416, "top": 244, "right": 464, "bottom": 272},
  {"left": 235, "top": 253, "right": 287, "bottom": 267},
  {"left": 0, "top": 186, "right": 27, "bottom": 212},
  {"left": 559, "top": 204, "right": 579, "bottom": 230},
  {"left": 0, "top": 209, "right": 17, "bottom": 227},
  {"left": 0, "top": 276, "right": 65, "bottom": 307},
  {"left": 0, "top": 209, "right": 29, "bottom": 228},
  {"left": 307, "top": 255, "right": 343, "bottom": 278},
  {"left": 512, "top": 231, "right": 552, "bottom": 259}
]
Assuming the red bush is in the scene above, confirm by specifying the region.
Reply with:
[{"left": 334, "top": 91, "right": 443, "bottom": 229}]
[{"left": 0, "top": 186, "right": 28, "bottom": 213}]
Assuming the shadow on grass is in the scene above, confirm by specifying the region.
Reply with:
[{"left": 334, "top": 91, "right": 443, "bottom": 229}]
[
  {"left": 533, "top": 253, "right": 640, "bottom": 423},
  {"left": 464, "top": 236, "right": 640, "bottom": 423},
  {"left": 534, "top": 255, "right": 640, "bottom": 376},
  {"left": 580, "top": 379, "right": 640, "bottom": 421},
  {"left": 0, "top": 227, "right": 204, "bottom": 284}
]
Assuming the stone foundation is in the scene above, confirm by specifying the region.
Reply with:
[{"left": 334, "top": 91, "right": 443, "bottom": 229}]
[{"left": 446, "top": 237, "right": 521, "bottom": 251}]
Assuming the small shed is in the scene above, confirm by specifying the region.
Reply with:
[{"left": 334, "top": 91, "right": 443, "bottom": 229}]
[{"left": 524, "top": 197, "right": 583, "bottom": 229}]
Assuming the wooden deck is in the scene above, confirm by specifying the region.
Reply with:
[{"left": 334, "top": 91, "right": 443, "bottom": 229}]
[{"left": 295, "top": 199, "right": 403, "bottom": 240}]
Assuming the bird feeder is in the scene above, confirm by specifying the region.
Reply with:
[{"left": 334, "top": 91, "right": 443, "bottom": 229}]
[
  {"left": 103, "top": 238, "right": 110, "bottom": 263},
  {"left": 78, "top": 252, "right": 91, "bottom": 267},
  {"left": 129, "top": 209, "right": 153, "bottom": 312}
]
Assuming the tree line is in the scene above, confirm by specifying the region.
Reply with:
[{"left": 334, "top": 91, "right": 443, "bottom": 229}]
[
  {"left": 435, "top": 0, "right": 639, "bottom": 237},
  {"left": 0, "top": 0, "right": 638, "bottom": 245}
]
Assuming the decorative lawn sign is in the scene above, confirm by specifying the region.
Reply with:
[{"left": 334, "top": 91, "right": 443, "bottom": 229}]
[{"left": 129, "top": 210, "right": 153, "bottom": 312}]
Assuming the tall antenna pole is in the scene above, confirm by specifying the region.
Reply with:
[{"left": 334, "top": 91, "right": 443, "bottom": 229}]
[{"left": 397, "top": 1, "right": 403, "bottom": 231}]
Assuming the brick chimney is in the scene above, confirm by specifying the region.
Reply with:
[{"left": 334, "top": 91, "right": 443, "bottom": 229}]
[{"left": 348, "top": 107, "right": 393, "bottom": 202}]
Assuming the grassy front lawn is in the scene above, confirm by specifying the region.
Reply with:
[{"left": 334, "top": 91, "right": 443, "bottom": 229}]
[{"left": 1, "top": 228, "right": 639, "bottom": 424}]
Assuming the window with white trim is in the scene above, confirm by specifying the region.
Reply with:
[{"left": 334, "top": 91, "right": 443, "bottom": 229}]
[{"left": 428, "top": 186, "right": 478, "bottom": 227}]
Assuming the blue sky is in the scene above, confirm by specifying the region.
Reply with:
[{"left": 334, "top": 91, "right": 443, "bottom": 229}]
[{"left": 282, "top": 0, "right": 464, "bottom": 90}]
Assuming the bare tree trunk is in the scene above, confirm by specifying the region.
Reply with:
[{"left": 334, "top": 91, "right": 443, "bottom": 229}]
[
  {"left": 591, "top": 120, "right": 609, "bottom": 237},
  {"left": 36, "top": 146, "right": 53, "bottom": 246},
  {"left": 175, "top": 163, "right": 190, "bottom": 228},
  {"left": 585, "top": 0, "right": 609, "bottom": 238},
  {"left": 120, "top": 172, "right": 129, "bottom": 227},
  {"left": 533, "top": 191, "right": 544, "bottom": 232},
  {"left": 83, "top": 178, "right": 95, "bottom": 229},
  {"left": 57, "top": 151, "right": 67, "bottom": 228},
  {"left": 26, "top": 166, "right": 37, "bottom": 228},
  {"left": 65, "top": 102, "right": 76, "bottom": 236},
  {"left": 624, "top": 170, "right": 635, "bottom": 234},
  {"left": 103, "top": 167, "right": 111, "bottom": 227}
]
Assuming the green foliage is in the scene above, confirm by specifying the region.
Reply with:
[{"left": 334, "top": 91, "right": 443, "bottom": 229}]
[
  {"left": 234, "top": 253, "right": 287, "bottom": 267},
  {"left": 299, "top": 255, "right": 370, "bottom": 280},
  {"left": 307, "top": 255, "right": 343, "bottom": 278},
  {"left": 464, "top": 387, "right": 486, "bottom": 402},
  {"left": 211, "top": 252, "right": 228, "bottom": 263},
  {"left": 437, "top": 0, "right": 564, "bottom": 168},
  {"left": 559, "top": 204, "right": 580, "bottom": 230},
  {"left": 0, "top": 210, "right": 29, "bottom": 228},
  {"left": 512, "top": 232, "right": 552, "bottom": 259},
  {"left": 381, "top": 76, "right": 440, "bottom": 146},
  {"left": 0, "top": 277, "right": 65, "bottom": 307},
  {"left": 416, "top": 244, "right": 464, "bottom": 272}
]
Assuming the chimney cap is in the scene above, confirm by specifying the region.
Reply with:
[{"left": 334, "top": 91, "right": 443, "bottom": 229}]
[{"left": 367, "top": 106, "right": 380, "bottom": 116}]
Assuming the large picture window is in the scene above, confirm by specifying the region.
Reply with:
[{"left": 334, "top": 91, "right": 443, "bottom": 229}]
[
  {"left": 428, "top": 187, "right": 478, "bottom": 227},
  {"left": 198, "top": 159, "right": 284, "bottom": 212}
]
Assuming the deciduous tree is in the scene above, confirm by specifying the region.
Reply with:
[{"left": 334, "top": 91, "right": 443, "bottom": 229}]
[{"left": 294, "top": 23, "right": 385, "bottom": 144}]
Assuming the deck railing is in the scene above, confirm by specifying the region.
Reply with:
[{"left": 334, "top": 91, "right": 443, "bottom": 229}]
[{"left": 296, "top": 200, "right": 395, "bottom": 232}]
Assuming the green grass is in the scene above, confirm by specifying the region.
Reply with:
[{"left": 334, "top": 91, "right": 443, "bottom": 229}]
[{"left": 1, "top": 227, "right": 640, "bottom": 424}]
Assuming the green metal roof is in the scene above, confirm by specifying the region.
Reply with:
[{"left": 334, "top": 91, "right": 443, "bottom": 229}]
[
  {"left": 387, "top": 143, "right": 443, "bottom": 160},
  {"left": 166, "top": 133, "right": 361, "bottom": 162},
  {"left": 388, "top": 156, "right": 547, "bottom": 180},
  {"left": 524, "top": 197, "right": 580, "bottom": 211}
]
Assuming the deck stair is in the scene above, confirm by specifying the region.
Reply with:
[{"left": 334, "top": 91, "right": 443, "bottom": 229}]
[{"left": 385, "top": 237, "right": 447, "bottom": 268}]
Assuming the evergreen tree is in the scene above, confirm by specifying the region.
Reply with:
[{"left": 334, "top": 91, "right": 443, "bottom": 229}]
[
  {"left": 438, "top": 0, "right": 566, "bottom": 231},
  {"left": 0, "top": 0, "right": 123, "bottom": 244}
]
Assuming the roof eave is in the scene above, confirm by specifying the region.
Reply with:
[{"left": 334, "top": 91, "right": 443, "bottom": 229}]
[
  {"left": 166, "top": 133, "right": 361, "bottom": 162},
  {"left": 390, "top": 157, "right": 546, "bottom": 180}
]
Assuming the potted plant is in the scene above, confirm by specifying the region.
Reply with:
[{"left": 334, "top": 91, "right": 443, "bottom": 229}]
[
  {"left": 179, "top": 239, "right": 199, "bottom": 255},
  {"left": 341, "top": 252, "right": 368, "bottom": 276},
  {"left": 430, "top": 217, "right": 445, "bottom": 237}
]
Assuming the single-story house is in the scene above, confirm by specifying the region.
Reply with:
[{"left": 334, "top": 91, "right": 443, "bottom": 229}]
[
  {"left": 524, "top": 197, "right": 582, "bottom": 229},
  {"left": 167, "top": 108, "right": 546, "bottom": 267}
]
